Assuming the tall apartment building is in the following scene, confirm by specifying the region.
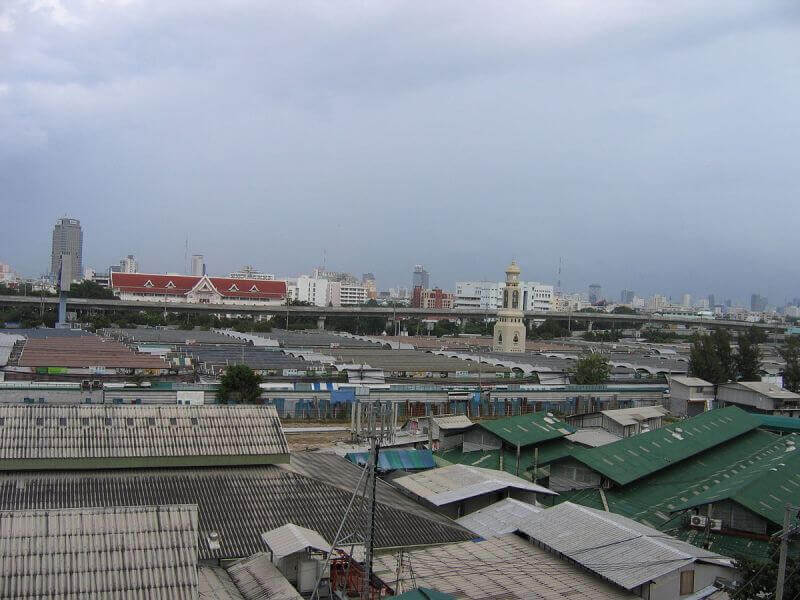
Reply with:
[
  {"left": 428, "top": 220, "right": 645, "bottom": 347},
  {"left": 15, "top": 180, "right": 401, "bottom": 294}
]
[
  {"left": 412, "top": 286, "right": 453, "bottom": 309},
  {"left": 362, "top": 273, "right": 377, "bottom": 300},
  {"left": 620, "top": 289, "right": 635, "bottom": 304},
  {"left": 588, "top": 284, "right": 602, "bottom": 305},
  {"left": 750, "top": 293, "right": 767, "bottom": 312},
  {"left": 51, "top": 217, "right": 83, "bottom": 285},
  {"left": 412, "top": 265, "right": 430, "bottom": 290},
  {"left": 329, "top": 281, "right": 367, "bottom": 306},
  {"left": 191, "top": 255, "right": 205, "bottom": 277},
  {"left": 119, "top": 255, "right": 138, "bottom": 273},
  {"left": 294, "top": 276, "right": 330, "bottom": 306}
]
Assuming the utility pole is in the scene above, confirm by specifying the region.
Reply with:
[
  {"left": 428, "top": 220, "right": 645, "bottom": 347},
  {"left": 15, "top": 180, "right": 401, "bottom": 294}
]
[
  {"left": 362, "top": 402, "right": 381, "bottom": 600},
  {"left": 776, "top": 503, "right": 794, "bottom": 600}
]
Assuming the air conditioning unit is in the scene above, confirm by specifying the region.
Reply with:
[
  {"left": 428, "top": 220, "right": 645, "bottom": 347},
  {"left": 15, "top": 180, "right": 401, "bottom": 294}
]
[
  {"left": 710, "top": 519, "right": 723, "bottom": 532},
  {"left": 689, "top": 515, "right": 708, "bottom": 528}
]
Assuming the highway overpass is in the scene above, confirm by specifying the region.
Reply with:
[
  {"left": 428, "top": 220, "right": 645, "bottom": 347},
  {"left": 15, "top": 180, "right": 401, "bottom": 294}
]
[{"left": 0, "top": 294, "right": 781, "bottom": 331}]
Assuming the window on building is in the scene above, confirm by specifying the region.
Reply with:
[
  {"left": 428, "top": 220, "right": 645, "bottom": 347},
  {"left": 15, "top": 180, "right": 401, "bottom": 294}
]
[
  {"left": 81, "top": 417, "right": 90, "bottom": 426},
  {"left": 35, "top": 417, "right": 44, "bottom": 426},
  {"left": 59, "top": 417, "right": 67, "bottom": 426},
  {"left": 126, "top": 418, "right": 134, "bottom": 426},
  {"left": 679, "top": 570, "right": 694, "bottom": 595}
]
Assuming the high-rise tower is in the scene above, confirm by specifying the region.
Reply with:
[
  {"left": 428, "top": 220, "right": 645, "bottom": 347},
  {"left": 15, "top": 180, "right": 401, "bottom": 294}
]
[
  {"left": 493, "top": 261, "right": 526, "bottom": 353},
  {"left": 50, "top": 217, "right": 83, "bottom": 286}
]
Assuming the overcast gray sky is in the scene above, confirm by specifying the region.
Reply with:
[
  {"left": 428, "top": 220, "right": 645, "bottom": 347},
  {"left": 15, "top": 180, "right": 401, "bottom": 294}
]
[{"left": 1, "top": 1, "right": 798, "bottom": 304}]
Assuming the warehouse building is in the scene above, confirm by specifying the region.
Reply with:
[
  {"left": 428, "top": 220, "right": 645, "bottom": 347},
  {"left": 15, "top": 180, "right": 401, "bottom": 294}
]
[
  {"left": 717, "top": 381, "right": 800, "bottom": 416},
  {"left": 518, "top": 503, "right": 735, "bottom": 600}
]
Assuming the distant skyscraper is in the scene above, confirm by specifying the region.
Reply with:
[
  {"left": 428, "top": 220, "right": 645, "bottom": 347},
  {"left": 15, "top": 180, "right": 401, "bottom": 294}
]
[
  {"left": 588, "top": 284, "right": 602, "bottom": 305},
  {"left": 191, "top": 254, "right": 205, "bottom": 277},
  {"left": 620, "top": 289, "right": 635, "bottom": 304},
  {"left": 120, "top": 255, "right": 138, "bottom": 273},
  {"left": 750, "top": 293, "right": 767, "bottom": 312},
  {"left": 50, "top": 217, "right": 83, "bottom": 285},
  {"left": 412, "top": 265, "right": 430, "bottom": 290},
  {"left": 682, "top": 293, "right": 691, "bottom": 307},
  {"left": 707, "top": 294, "right": 715, "bottom": 308}
]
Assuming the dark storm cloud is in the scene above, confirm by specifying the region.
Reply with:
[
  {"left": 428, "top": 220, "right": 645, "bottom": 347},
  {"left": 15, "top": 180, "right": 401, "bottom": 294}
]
[{"left": 1, "top": 0, "right": 798, "bottom": 302}]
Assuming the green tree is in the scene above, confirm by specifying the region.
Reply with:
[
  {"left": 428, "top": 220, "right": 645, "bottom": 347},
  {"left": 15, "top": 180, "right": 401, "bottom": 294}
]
[
  {"left": 217, "top": 364, "right": 262, "bottom": 404},
  {"left": 733, "top": 542, "right": 800, "bottom": 599},
  {"left": 689, "top": 329, "right": 736, "bottom": 384},
  {"left": 573, "top": 353, "right": 611, "bottom": 385},
  {"left": 611, "top": 306, "right": 637, "bottom": 314},
  {"left": 65, "top": 280, "right": 117, "bottom": 299},
  {"left": 736, "top": 331, "right": 762, "bottom": 381},
  {"left": 780, "top": 336, "right": 800, "bottom": 393}
]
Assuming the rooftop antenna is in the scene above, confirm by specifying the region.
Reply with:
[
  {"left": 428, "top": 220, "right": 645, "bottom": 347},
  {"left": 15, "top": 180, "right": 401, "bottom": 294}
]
[{"left": 184, "top": 234, "right": 189, "bottom": 275}]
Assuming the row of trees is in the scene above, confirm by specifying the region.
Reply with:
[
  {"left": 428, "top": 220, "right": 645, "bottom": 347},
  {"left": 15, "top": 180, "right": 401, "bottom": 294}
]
[{"left": 688, "top": 328, "right": 765, "bottom": 384}]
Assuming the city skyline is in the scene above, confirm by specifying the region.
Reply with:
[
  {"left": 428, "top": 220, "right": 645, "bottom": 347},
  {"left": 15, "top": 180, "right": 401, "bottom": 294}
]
[
  {"left": 2, "top": 2, "right": 799, "bottom": 303},
  {"left": 0, "top": 221, "right": 784, "bottom": 309}
]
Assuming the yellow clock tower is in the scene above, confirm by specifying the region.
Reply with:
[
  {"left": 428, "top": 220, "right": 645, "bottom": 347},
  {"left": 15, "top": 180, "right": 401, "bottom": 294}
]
[{"left": 493, "top": 261, "right": 526, "bottom": 353}]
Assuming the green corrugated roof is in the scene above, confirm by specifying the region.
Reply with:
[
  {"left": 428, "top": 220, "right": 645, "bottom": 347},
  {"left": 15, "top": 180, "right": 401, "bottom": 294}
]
[
  {"left": 390, "top": 588, "right": 456, "bottom": 600},
  {"left": 476, "top": 412, "right": 575, "bottom": 448},
  {"left": 434, "top": 438, "right": 575, "bottom": 480},
  {"left": 549, "top": 429, "right": 800, "bottom": 561},
  {"left": 565, "top": 406, "right": 761, "bottom": 486},
  {"left": 669, "top": 434, "right": 800, "bottom": 526},
  {"left": 756, "top": 414, "right": 800, "bottom": 433}
]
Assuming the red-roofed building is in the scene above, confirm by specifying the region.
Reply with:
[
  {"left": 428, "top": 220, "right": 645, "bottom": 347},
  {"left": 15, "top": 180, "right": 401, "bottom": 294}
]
[{"left": 111, "top": 273, "right": 286, "bottom": 306}]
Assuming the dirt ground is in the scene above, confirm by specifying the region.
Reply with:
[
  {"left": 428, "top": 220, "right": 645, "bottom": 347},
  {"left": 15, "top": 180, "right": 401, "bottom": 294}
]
[{"left": 286, "top": 430, "right": 351, "bottom": 451}]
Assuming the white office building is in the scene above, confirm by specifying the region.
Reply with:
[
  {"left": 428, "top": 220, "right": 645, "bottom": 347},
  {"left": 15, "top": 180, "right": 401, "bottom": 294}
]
[
  {"left": 294, "top": 276, "right": 330, "bottom": 307},
  {"left": 455, "top": 281, "right": 553, "bottom": 312}
]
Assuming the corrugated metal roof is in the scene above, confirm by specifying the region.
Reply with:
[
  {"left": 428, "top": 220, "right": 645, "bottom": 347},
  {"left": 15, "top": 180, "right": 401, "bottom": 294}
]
[
  {"left": 431, "top": 415, "right": 473, "bottom": 430},
  {"left": 390, "top": 588, "right": 456, "bottom": 600},
  {"left": 566, "top": 406, "right": 761, "bottom": 485},
  {"left": 599, "top": 406, "right": 667, "bottom": 427},
  {"left": 455, "top": 497, "right": 541, "bottom": 538},
  {"left": 372, "top": 533, "right": 636, "bottom": 599},
  {"left": 0, "top": 404, "right": 289, "bottom": 469},
  {"left": 0, "top": 504, "right": 199, "bottom": 599},
  {"left": 669, "top": 434, "right": 800, "bottom": 526},
  {"left": 555, "top": 429, "right": 785, "bottom": 532},
  {"left": 566, "top": 428, "right": 622, "bottom": 447},
  {"left": 0, "top": 465, "right": 474, "bottom": 560},
  {"left": 261, "top": 523, "right": 330, "bottom": 561},
  {"left": 518, "top": 503, "right": 733, "bottom": 590},
  {"left": 284, "top": 453, "right": 467, "bottom": 531},
  {"left": 392, "top": 464, "right": 555, "bottom": 506},
  {"left": 227, "top": 552, "right": 303, "bottom": 600},
  {"left": 720, "top": 381, "right": 800, "bottom": 400},
  {"left": 436, "top": 438, "right": 576, "bottom": 473},
  {"left": 476, "top": 412, "right": 575, "bottom": 447},
  {"left": 669, "top": 376, "right": 713, "bottom": 387},
  {"left": 345, "top": 449, "right": 435, "bottom": 471},
  {"left": 198, "top": 565, "right": 247, "bottom": 600},
  {"left": 756, "top": 414, "right": 800, "bottom": 433}
]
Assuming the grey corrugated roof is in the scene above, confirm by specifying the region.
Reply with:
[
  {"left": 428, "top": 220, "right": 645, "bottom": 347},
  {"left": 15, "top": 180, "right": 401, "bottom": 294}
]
[
  {"left": 371, "top": 533, "right": 636, "bottom": 599},
  {"left": 600, "top": 406, "right": 667, "bottom": 427},
  {"left": 0, "top": 404, "right": 289, "bottom": 469},
  {"left": 0, "top": 465, "right": 475, "bottom": 560},
  {"left": 566, "top": 429, "right": 621, "bottom": 447},
  {"left": 432, "top": 415, "right": 473, "bottom": 430},
  {"left": 0, "top": 504, "right": 199, "bottom": 599},
  {"left": 392, "top": 464, "right": 555, "bottom": 506},
  {"left": 517, "top": 502, "right": 733, "bottom": 590},
  {"left": 199, "top": 565, "right": 247, "bottom": 600},
  {"left": 261, "top": 523, "right": 330, "bottom": 561},
  {"left": 455, "top": 497, "right": 541, "bottom": 538},
  {"left": 227, "top": 553, "right": 303, "bottom": 600},
  {"left": 282, "top": 452, "right": 466, "bottom": 530}
]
